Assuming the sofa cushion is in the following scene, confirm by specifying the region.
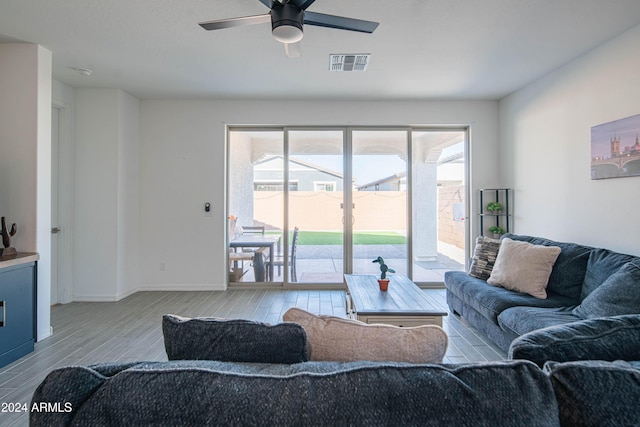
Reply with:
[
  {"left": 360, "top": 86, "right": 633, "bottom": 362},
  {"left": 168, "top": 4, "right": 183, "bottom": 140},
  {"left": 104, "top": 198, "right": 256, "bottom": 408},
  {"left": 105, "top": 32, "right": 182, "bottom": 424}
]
[
  {"left": 545, "top": 360, "right": 640, "bottom": 427},
  {"left": 509, "top": 314, "right": 640, "bottom": 367},
  {"left": 162, "top": 314, "right": 308, "bottom": 364},
  {"left": 31, "top": 360, "right": 560, "bottom": 427},
  {"left": 498, "top": 306, "right": 580, "bottom": 337},
  {"left": 445, "top": 271, "right": 576, "bottom": 324},
  {"left": 487, "top": 238, "right": 561, "bottom": 299},
  {"left": 503, "top": 234, "right": 592, "bottom": 302},
  {"left": 469, "top": 235, "right": 501, "bottom": 280},
  {"left": 581, "top": 248, "right": 639, "bottom": 300},
  {"left": 282, "top": 308, "right": 448, "bottom": 363},
  {"left": 573, "top": 261, "right": 640, "bottom": 319}
]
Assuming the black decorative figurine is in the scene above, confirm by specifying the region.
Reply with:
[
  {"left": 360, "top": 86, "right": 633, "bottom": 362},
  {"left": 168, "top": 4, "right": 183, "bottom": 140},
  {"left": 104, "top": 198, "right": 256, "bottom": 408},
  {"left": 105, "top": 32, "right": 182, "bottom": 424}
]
[{"left": 1, "top": 216, "right": 17, "bottom": 256}]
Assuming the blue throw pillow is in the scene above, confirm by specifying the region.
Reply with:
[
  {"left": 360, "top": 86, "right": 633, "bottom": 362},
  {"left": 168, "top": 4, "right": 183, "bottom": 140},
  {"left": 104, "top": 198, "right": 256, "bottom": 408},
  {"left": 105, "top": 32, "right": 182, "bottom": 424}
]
[
  {"left": 162, "top": 314, "right": 308, "bottom": 363},
  {"left": 573, "top": 262, "right": 640, "bottom": 319}
]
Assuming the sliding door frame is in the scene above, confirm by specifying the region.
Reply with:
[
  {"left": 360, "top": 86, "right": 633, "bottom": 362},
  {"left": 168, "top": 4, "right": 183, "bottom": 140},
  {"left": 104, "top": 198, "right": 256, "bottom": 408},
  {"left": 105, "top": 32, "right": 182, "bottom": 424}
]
[{"left": 226, "top": 125, "right": 470, "bottom": 289}]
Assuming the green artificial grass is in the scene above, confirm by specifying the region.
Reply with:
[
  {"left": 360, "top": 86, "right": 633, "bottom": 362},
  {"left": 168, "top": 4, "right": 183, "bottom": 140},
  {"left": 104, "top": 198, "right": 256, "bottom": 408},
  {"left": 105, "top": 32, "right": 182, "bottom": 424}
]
[{"left": 268, "top": 230, "right": 406, "bottom": 245}]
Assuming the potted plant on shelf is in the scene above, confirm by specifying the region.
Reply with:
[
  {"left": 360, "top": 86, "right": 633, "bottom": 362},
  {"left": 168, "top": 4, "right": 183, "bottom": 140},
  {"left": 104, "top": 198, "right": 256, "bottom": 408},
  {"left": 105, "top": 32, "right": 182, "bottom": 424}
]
[
  {"left": 372, "top": 256, "right": 395, "bottom": 291},
  {"left": 487, "top": 202, "right": 503, "bottom": 213},
  {"left": 489, "top": 225, "right": 505, "bottom": 238}
]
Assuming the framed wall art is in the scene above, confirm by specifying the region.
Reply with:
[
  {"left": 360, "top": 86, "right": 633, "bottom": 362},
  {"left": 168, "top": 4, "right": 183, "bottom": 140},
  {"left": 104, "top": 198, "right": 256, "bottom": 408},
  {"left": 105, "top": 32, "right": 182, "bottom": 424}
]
[{"left": 591, "top": 113, "right": 640, "bottom": 180}]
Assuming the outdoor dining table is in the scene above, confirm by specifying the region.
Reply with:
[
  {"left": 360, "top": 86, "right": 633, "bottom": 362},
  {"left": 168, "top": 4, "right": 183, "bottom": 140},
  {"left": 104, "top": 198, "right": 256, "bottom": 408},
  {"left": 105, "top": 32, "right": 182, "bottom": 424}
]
[{"left": 229, "top": 234, "right": 281, "bottom": 281}]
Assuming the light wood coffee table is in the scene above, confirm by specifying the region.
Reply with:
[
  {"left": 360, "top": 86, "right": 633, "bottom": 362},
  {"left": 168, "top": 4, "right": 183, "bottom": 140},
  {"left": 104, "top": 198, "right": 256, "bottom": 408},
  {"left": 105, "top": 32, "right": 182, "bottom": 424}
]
[{"left": 344, "top": 274, "right": 447, "bottom": 327}]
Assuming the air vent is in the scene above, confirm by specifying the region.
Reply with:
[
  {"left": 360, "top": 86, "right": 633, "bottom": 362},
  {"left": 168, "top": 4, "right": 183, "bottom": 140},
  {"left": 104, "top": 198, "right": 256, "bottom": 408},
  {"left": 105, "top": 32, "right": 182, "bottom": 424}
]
[{"left": 329, "top": 54, "right": 371, "bottom": 72}]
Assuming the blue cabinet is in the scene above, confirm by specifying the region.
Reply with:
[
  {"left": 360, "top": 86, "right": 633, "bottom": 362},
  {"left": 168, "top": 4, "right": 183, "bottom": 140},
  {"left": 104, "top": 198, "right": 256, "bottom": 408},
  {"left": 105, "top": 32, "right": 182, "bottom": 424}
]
[{"left": 0, "top": 257, "right": 37, "bottom": 368}]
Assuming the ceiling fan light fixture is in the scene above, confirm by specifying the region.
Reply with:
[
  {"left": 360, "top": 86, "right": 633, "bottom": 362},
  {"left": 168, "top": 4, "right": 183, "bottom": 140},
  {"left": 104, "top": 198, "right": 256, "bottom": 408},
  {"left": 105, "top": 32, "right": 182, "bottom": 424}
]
[
  {"left": 272, "top": 24, "right": 303, "bottom": 43},
  {"left": 271, "top": 3, "right": 304, "bottom": 43}
]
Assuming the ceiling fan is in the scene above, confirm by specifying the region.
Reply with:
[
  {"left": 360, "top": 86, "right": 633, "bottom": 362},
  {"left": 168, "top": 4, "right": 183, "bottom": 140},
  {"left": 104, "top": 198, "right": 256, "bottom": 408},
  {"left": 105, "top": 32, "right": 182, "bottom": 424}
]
[{"left": 199, "top": 0, "right": 379, "bottom": 57}]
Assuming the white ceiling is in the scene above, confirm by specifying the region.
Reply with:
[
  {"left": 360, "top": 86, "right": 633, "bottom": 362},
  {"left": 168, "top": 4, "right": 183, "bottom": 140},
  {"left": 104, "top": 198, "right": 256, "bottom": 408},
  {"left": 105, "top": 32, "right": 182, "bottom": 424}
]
[{"left": 1, "top": 0, "right": 640, "bottom": 100}]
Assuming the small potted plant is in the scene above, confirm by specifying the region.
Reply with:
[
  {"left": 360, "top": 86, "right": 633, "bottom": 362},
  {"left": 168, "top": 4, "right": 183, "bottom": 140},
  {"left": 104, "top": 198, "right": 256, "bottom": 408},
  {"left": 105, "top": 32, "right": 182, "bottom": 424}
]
[
  {"left": 372, "top": 256, "right": 395, "bottom": 291},
  {"left": 489, "top": 225, "right": 505, "bottom": 238},
  {"left": 487, "top": 202, "right": 503, "bottom": 213}
]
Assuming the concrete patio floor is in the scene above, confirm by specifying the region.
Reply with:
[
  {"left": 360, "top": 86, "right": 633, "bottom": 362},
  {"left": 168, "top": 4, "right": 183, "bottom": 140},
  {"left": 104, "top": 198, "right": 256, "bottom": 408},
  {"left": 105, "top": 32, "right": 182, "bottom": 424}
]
[{"left": 235, "top": 242, "right": 464, "bottom": 285}]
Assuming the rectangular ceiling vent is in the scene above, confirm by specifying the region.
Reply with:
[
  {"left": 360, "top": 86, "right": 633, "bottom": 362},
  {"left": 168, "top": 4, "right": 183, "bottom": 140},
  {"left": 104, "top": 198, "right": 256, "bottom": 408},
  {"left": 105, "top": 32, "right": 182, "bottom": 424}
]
[{"left": 329, "top": 54, "right": 371, "bottom": 72}]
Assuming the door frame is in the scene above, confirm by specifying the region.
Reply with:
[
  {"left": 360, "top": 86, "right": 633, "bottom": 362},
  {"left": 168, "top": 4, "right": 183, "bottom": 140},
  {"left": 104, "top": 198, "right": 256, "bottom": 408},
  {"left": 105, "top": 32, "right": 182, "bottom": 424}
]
[
  {"left": 51, "top": 102, "right": 74, "bottom": 304},
  {"left": 226, "top": 125, "right": 469, "bottom": 289}
]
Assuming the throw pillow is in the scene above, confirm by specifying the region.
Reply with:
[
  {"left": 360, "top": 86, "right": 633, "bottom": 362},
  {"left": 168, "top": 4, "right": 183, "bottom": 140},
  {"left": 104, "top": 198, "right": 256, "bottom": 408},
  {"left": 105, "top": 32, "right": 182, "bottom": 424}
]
[
  {"left": 162, "top": 314, "right": 308, "bottom": 363},
  {"left": 487, "top": 238, "right": 561, "bottom": 299},
  {"left": 282, "top": 307, "right": 448, "bottom": 363},
  {"left": 469, "top": 236, "right": 501, "bottom": 280},
  {"left": 572, "top": 262, "right": 640, "bottom": 319}
]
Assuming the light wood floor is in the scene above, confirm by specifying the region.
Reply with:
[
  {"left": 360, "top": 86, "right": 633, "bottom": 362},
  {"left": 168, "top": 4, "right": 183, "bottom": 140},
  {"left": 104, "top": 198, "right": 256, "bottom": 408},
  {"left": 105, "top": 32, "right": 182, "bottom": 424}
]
[{"left": 0, "top": 289, "right": 506, "bottom": 426}]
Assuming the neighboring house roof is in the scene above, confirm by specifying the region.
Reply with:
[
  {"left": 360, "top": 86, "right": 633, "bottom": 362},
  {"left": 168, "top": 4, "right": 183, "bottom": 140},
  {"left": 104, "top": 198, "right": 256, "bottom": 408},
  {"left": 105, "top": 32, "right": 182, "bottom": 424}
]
[
  {"left": 357, "top": 172, "right": 406, "bottom": 190},
  {"left": 255, "top": 155, "right": 343, "bottom": 179}
]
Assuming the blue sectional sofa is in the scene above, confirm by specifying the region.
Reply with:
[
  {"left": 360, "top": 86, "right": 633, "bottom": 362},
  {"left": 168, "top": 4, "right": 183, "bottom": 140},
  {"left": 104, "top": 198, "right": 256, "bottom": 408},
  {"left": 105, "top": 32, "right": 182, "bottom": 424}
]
[
  {"left": 30, "top": 358, "right": 640, "bottom": 426},
  {"left": 30, "top": 309, "right": 640, "bottom": 426},
  {"left": 445, "top": 233, "right": 640, "bottom": 352}
]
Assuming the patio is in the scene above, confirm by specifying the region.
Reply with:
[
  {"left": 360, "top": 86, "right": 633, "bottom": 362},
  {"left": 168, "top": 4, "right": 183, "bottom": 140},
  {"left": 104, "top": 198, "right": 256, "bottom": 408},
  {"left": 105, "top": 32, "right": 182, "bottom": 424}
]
[{"left": 234, "top": 241, "right": 464, "bottom": 285}]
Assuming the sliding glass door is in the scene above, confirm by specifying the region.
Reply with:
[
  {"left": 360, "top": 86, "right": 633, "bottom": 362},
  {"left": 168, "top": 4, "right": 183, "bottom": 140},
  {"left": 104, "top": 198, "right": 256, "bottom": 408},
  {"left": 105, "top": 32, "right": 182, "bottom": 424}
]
[
  {"left": 351, "top": 130, "right": 409, "bottom": 277},
  {"left": 411, "top": 130, "right": 467, "bottom": 282},
  {"left": 227, "top": 127, "right": 467, "bottom": 286},
  {"left": 288, "top": 130, "right": 345, "bottom": 284}
]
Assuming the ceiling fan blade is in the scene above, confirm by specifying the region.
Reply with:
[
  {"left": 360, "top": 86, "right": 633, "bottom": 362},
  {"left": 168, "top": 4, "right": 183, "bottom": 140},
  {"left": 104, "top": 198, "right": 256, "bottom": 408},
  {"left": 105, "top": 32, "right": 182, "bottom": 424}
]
[
  {"left": 303, "top": 11, "right": 379, "bottom": 33},
  {"left": 284, "top": 42, "right": 302, "bottom": 58},
  {"left": 257, "top": 0, "right": 275, "bottom": 9},
  {"left": 199, "top": 13, "right": 271, "bottom": 31},
  {"left": 290, "top": 0, "right": 317, "bottom": 10}
]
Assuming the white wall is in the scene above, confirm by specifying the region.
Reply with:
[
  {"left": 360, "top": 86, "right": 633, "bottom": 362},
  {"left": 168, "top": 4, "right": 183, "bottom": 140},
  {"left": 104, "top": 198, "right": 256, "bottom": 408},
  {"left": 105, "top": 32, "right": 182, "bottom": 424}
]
[
  {"left": 116, "top": 91, "right": 140, "bottom": 299},
  {"left": 74, "top": 89, "right": 140, "bottom": 301},
  {"left": 499, "top": 23, "right": 640, "bottom": 256},
  {"left": 139, "top": 100, "right": 499, "bottom": 290},
  {"left": 0, "top": 43, "right": 52, "bottom": 340}
]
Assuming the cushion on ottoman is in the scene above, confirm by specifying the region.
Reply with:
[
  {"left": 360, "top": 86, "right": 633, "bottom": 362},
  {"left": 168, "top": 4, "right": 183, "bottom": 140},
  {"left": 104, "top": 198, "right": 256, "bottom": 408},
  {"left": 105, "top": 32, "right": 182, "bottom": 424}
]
[
  {"left": 283, "top": 308, "right": 448, "bottom": 363},
  {"left": 162, "top": 314, "right": 308, "bottom": 363}
]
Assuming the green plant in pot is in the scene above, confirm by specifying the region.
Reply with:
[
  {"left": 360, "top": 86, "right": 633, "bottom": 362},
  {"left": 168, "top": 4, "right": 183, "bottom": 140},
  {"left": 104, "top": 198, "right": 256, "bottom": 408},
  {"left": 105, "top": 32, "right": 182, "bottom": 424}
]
[
  {"left": 372, "top": 256, "right": 395, "bottom": 291},
  {"left": 487, "top": 202, "right": 503, "bottom": 212},
  {"left": 489, "top": 225, "right": 505, "bottom": 238}
]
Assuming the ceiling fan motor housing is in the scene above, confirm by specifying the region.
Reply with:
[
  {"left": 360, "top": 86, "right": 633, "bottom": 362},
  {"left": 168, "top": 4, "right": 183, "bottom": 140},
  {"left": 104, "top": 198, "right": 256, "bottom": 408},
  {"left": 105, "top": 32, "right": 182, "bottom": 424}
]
[{"left": 271, "top": 3, "right": 304, "bottom": 43}]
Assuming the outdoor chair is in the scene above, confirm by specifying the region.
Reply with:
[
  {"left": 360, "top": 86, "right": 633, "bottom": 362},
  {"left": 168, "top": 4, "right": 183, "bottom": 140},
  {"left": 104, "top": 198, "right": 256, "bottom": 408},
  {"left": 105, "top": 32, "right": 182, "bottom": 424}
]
[{"left": 270, "top": 227, "right": 299, "bottom": 282}]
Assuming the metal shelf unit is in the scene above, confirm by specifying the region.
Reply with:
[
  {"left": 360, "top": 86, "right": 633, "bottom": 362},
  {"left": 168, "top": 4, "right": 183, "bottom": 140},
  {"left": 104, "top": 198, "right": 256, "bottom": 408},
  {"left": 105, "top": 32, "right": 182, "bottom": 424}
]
[{"left": 479, "top": 188, "right": 512, "bottom": 237}]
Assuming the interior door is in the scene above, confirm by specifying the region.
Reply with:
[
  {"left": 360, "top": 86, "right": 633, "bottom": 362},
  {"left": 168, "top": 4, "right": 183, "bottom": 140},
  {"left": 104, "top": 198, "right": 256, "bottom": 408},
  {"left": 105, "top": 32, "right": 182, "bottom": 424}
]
[{"left": 51, "top": 106, "right": 60, "bottom": 304}]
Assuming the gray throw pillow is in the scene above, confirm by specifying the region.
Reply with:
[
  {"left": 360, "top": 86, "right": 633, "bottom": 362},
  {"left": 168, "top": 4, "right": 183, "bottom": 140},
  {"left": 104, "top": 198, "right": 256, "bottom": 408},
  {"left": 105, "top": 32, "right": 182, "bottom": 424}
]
[
  {"left": 162, "top": 314, "right": 308, "bottom": 363},
  {"left": 469, "top": 236, "right": 501, "bottom": 280},
  {"left": 573, "top": 262, "right": 640, "bottom": 319}
]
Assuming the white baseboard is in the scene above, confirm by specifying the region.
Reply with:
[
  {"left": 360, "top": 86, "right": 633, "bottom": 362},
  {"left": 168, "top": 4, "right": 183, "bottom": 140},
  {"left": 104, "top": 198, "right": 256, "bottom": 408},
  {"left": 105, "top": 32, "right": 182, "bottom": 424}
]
[
  {"left": 137, "top": 284, "right": 226, "bottom": 292},
  {"left": 72, "top": 284, "right": 226, "bottom": 302}
]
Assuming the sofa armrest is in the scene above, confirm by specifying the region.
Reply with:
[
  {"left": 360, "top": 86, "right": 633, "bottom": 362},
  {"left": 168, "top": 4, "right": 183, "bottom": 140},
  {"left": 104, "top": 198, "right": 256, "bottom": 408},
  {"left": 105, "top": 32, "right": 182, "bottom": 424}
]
[{"left": 508, "top": 314, "right": 640, "bottom": 367}]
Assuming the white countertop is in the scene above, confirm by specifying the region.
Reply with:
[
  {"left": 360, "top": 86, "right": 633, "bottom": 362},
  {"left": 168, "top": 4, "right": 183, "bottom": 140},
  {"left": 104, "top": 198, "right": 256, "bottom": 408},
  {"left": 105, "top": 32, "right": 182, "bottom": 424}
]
[{"left": 0, "top": 252, "right": 39, "bottom": 269}]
